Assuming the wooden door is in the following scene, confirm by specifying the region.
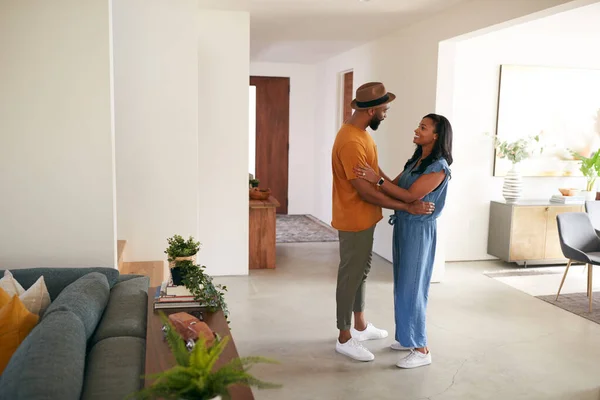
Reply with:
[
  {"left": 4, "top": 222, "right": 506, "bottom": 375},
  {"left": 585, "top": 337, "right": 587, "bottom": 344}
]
[
  {"left": 510, "top": 206, "right": 547, "bottom": 261},
  {"left": 250, "top": 76, "right": 289, "bottom": 214},
  {"left": 342, "top": 71, "right": 353, "bottom": 124},
  {"left": 544, "top": 205, "right": 584, "bottom": 259}
]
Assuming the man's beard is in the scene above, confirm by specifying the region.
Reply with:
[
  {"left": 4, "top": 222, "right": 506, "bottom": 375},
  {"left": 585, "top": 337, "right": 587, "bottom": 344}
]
[{"left": 369, "top": 117, "right": 382, "bottom": 131}]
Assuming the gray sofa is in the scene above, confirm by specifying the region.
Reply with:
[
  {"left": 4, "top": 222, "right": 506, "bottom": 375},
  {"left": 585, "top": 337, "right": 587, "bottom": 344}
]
[{"left": 0, "top": 267, "right": 150, "bottom": 400}]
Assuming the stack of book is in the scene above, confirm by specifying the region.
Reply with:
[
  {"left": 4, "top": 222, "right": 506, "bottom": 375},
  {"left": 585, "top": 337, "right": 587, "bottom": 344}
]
[
  {"left": 153, "top": 281, "right": 206, "bottom": 310},
  {"left": 549, "top": 194, "right": 585, "bottom": 204}
]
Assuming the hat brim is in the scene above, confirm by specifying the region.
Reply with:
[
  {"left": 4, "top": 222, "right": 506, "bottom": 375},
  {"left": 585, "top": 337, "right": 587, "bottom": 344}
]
[{"left": 350, "top": 92, "right": 396, "bottom": 110}]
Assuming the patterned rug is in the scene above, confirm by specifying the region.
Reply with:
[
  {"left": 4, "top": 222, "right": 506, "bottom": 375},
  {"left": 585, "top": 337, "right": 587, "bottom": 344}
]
[
  {"left": 485, "top": 265, "right": 600, "bottom": 325},
  {"left": 537, "top": 292, "right": 600, "bottom": 325},
  {"left": 276, "top": 215, "right": 338, "bottom": 243}
]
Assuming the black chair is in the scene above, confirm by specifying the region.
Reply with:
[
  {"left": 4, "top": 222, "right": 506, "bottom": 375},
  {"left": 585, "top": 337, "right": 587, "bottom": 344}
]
[
  {"left": 556, "top": 212, "right": 600, "bottom": 312},
  {"left": 585, "top": 201, "right": 600, "bottom": 236}
]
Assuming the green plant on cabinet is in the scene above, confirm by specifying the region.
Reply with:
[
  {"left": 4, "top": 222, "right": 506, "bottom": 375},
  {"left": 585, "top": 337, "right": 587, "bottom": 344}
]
[{"left": 570, "top": 149, "right": 600, "bottom": 191}]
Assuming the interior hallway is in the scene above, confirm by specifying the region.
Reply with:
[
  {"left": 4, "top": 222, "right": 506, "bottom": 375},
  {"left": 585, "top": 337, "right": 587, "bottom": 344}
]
[{"left": 215, "top": 242, "right": 600, "bottom": 400}]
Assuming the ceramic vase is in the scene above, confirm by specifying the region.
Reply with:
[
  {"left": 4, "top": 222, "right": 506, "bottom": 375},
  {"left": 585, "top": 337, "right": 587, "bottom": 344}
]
[{"left": 502, "top": 163, "right": 523, "bottom": 204}]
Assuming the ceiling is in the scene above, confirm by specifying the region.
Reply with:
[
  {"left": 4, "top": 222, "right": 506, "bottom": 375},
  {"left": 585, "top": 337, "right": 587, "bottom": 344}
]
[{"left": 197, "top": 0, "right": 467, "bottom": 64}]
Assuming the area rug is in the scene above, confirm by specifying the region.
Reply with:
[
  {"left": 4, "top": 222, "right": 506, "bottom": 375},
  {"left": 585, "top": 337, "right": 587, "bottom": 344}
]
[
  {"left": 276, "top": 215, "right": 338, "bottom": 243},
  {"left": 485, "top": 265, "right": 600, "bottom": 325},
  {"left": 536, "top": 292, "right": 600, "bottom": 325}
]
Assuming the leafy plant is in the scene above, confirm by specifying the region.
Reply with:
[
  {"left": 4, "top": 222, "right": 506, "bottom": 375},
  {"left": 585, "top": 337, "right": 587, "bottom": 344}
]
[
  {"left": 492, "top": 134, "right": 543, "bottom": 164},
  {"left": 249, "top": 178, "right": 260, "bottom": 188},
  {"left": 571, "top": 149, "right": 600, "bottom": 191},
  {"left": 131, "top": 313, "right": 280, "bottom": 400},
  {"left": 165, "top": 235, "right": 201, "bottom": 262},
  {"left": 181, "top": 263, "right": 229, "bottom": 322}
]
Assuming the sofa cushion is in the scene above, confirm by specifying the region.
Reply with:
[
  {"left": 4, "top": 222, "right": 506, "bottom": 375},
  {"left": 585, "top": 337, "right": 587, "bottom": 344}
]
[
  {"left": 0, "top": 310, "right": 87, "bottom": 400},
  {"left": 43, "top": 272, "right": 110, "bottom": 339},
  {"left": 0, "top": 290, "right": 39, "bottom": 375},
  {"left": 117, "top": 273, "right": 146, "bottom": 283},
  {"left": 91, "top": 276, "right": 149, "bottom": 345},
  {"left": 0, "top": 268, "right": 119, "bottom": 301},
  {"left": 81, "top": 336, "right": 146, "bottom": 400},
  {"left": 0, "top": 270, "right": 25, "bottom": 296}
]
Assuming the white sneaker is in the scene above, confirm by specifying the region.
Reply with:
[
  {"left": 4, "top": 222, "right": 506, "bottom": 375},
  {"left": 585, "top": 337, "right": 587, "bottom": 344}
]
[
  {"left": 396, "top": 350, "right": 432, "bottom": 369},
  {"left": 390, "top": 341, "right": 412, "bottom": 351},
  {"left": 350, "top": 322, "right": 389, "bottom": 341},
  {"left": 336, "top": 338, "right": 375, "bottom": 362}
]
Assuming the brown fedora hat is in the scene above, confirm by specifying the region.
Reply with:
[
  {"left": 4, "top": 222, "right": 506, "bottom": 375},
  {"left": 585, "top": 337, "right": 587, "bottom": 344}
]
[{"left": 350, "top": 82, "right": 396, "bottom": 110}]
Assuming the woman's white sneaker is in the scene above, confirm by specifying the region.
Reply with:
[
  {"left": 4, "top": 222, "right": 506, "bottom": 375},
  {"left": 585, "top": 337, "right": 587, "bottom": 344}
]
[
  {"left": 396, "top": 350, "right": 432, "bottom": 369},
  {"left": 336, "top": 338, "right": 375, "bottom": 361},
  {"left": 350, "top": 322, "right": 388, "bottom": 341},
  {"left": 390, "top": 341, "right": 412, "bottom": 351}
]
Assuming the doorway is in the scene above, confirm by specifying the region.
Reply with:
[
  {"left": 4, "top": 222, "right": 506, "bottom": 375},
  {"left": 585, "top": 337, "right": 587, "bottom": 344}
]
[
  {"left": 249, "top": 76, "right": 290, "bottom": 214},
  {"left": 340, "top": 70, "right": 353, "bottom": 127}
]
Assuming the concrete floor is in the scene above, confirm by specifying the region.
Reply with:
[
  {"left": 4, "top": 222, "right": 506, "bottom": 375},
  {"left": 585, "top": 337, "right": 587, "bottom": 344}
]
[{"left": 215, "top": 242, "right": 600, "bottom": 400}]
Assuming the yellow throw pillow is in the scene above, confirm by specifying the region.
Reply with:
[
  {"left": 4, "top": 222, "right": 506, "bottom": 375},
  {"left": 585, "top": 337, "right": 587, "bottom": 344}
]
[{"left": 0, "top": 288, "right": 39, "bottom": 374}]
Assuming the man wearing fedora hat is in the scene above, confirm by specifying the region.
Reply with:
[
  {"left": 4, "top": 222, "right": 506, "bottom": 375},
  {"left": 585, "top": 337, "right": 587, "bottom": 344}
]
[{"left": 331, "top": 82, "right": 435, "bottom": 362}]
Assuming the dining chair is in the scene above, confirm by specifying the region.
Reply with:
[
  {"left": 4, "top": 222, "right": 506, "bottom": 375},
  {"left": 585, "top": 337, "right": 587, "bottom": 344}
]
[{"left": 556, "top": 212, "right": 600, "bottom": 312}]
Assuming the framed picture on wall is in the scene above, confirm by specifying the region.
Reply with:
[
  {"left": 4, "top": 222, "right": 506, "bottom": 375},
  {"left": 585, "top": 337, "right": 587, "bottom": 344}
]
[{"left": 493, "top": 64, "right": 600, "bottom": 177}]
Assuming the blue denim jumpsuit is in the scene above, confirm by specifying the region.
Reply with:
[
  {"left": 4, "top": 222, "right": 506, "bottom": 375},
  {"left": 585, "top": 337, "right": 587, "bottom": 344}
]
[{"left": 389, "top": 157, "right": 450, "bottom": 348}]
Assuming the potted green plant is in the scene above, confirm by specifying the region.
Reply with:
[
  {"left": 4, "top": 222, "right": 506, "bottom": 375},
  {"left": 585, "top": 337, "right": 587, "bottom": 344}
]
[
  {"left": 131, "top": 313, "right": 280, "bottom": 400},
  {"left": 571, "top": 149, "right": 600, "bottom": 200},
  {"left": 181, "top": 263, "right": 230, "bottom": 322},
  {"left": 491, "top": 134, "right": 542, "bottom": 203},
  {"left": 249, "top": 178, "right": 260, "bottom": 188},
  {"left": 165, "top": 235, "right": 201, "bottom": 285}
]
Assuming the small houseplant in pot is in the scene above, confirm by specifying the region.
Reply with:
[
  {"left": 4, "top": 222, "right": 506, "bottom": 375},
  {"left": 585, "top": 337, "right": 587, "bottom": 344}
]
[
  {"left": 492, "top": 134, "right": 542, "bottom": 203},
  {"left": 165, "top": 235, "right": 201, "bottom": 286},
  {"left": 571, "top": 149, "right": 600, "bottom": 200},
  {"left": 181, "top": 263, "right": 230, "bottom": 322},
  {"left": 131, "top": 313, "right": 280, "bottom": 400}
]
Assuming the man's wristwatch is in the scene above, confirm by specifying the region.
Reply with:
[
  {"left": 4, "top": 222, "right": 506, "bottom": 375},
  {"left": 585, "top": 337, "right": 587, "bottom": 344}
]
[{"left": 376, "top": 177, "right": 385, "bottom": 187}]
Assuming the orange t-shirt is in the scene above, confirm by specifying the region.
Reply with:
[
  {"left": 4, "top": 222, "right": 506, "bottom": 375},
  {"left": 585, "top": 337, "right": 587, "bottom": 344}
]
[{"left": 331, "top": 124, "right": 383, "bottom": 232}]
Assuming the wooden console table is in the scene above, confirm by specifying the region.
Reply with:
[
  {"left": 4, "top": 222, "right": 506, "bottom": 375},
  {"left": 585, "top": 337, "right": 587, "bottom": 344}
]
[
  {"left": 249, "top": 196, "right": 280, "bottom": 269},
  {"left": 145, "top": 287, "right": 254, "bottom": 399},
  {"left": 487, "top": 200, "right": 584, "bottom": 266}
]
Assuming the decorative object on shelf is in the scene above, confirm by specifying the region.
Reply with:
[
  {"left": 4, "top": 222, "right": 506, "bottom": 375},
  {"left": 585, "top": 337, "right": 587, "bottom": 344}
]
[
  {"left": 558, "top": 188, "right": 579, "bottom": 197},
  {"left": 571, "top": 149, "right": 600, "bottom": 201},
  {"left": 181, "top": 264, "right": 229, "bottom": 322},
  {"left": 164, "top": 235, "right": 201, "bottom": 285},
  {"left": 491, "top": 133, "right": 542, "bottom": 203},
  {"left": 249, "top": 187, "right": 271, "bottom": 200},
  {"left": 131, "top": 312, "right": 280, "bottom": 400},
  {"left": 502, "top": 164, "right": 523, "bottom": 204},
  {"left": 164, "top": 312, "right": 217, "bottom": 350},
  {"left": 249, "top": 178, "right": 260, "bottom": 188}
]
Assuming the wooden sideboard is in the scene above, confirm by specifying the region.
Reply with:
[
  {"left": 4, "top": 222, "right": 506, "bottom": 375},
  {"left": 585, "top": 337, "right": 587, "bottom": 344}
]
[
  {"left": 487, "top": 200, "right": 584, "bottom": 266},
  {"left": 249, "top": 196, "right": 280, "bottom": 269}
]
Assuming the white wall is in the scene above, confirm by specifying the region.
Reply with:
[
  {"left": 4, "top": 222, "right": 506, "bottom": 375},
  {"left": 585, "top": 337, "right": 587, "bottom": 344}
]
[
  {"left": 0, "top": 0, "right": 116, "bottom": 269},
  {"left": 249, "top": 62, "right": 318, "bottom": 215},
  {"left": 114, "top": 5, "right": 250, "bottom": 276},
  {"left": 113, "top": 0, "right": 199, "bottom": 267},
  {"left": 444, "top": 2, "right": 600, "bottom": 261},
  {"left": 198, "top": 11, "right": 250, "bottom": 276},
  {"left": 312, "top": 0, "right": 578, "bottom": 265}
]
